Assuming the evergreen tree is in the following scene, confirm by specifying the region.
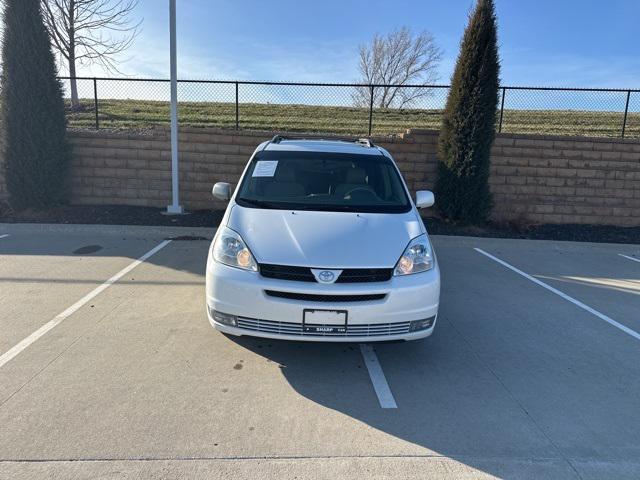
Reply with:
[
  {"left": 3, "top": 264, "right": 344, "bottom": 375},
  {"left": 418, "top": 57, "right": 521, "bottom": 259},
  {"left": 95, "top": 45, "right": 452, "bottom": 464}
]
[
  {"left": 434, "top": 0, "right": 500, "bottom": 224},
  {"left": 1, "top": 0, "right": 70, "bottom": 209}
]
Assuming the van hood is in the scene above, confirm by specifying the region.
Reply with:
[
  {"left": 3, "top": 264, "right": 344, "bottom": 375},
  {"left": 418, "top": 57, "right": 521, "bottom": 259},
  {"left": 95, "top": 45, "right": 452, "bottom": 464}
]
[{"left": 227, "top": 205, "right": 423, "bottom": 268}]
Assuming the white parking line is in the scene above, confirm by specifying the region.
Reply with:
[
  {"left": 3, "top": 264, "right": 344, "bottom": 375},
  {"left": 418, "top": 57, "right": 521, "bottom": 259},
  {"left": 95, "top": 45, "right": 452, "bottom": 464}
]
[
  {"left": 475, "top": 248, "right": 640, "bottom": 342},
  {"left": 0, "top": 240, "right": 172, "bottom": 370},
  {"left": 360, "top": 344, "right": 398, "bottom": 409},
  {"left": 619, "top": 254, "right": 640, "bottom": 264},
  {"left": 0, "top": 234, "right": 9, "bottom": 240}
]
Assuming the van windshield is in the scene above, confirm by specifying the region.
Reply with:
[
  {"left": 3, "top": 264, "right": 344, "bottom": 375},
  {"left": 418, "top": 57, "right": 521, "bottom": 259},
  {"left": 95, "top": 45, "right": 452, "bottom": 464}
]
[{"left": 235, "top": 151, "right": 411, "bottom": 213}]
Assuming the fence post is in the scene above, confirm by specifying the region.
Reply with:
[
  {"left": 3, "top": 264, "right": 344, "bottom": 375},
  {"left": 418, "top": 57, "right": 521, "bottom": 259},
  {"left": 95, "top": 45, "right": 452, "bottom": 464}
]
[
  {"left": 235, "top": 81, "right": 239, "bottom": 130},
  {"left": 498, "top": 86, "right": 506, "bottom": 133},
  {"left": 621, "top": 90, "right": 631, "bottom": 138},
  {"left": 93, "top": 77, "right": 99, "bottom": 130},
  {"left": 368, "top": 85, "right": 375, "bottom": 136}
]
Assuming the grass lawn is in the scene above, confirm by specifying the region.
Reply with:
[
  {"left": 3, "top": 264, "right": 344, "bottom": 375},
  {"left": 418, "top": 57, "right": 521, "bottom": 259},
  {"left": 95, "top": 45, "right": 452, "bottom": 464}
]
[{"left": 65, "top": 98, "right": 640, "bottom": 138}]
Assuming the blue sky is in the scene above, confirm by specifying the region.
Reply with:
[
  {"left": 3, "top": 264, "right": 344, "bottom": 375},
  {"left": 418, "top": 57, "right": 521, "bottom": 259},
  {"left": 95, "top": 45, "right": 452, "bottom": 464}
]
[{"left": 73, "top": 0, "right": 639, "bottom": 88}]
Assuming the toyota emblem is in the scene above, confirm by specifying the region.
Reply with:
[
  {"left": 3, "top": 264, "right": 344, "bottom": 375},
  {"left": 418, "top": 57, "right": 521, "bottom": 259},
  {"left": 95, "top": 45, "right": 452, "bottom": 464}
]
[{"left": 318, "top": 271, "right": 335, "bottom": 282}]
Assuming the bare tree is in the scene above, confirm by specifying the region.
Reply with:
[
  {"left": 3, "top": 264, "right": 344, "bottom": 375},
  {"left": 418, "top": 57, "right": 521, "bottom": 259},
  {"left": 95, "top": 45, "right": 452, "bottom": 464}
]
[
  {"left": 354, "top": 27, "right": 443, "bottom": 109},
  {"left": 41, "top": 0, "right": 141, "bottom": 109}
]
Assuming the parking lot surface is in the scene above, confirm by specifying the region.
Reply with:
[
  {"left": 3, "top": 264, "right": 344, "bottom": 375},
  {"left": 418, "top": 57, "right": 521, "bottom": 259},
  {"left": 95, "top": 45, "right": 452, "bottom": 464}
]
[{"left": 1, "top": 223, "right": 639, "bottom": 479}]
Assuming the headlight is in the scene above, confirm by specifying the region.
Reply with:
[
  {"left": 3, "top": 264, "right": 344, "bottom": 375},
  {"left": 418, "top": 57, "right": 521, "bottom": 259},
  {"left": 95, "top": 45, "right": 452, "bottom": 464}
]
[
  {"left": 211, "top": 226, "right": 258, "bottom": 271},
  {"left": 394, "top": 234, "right": 434, "bottom": 276}
]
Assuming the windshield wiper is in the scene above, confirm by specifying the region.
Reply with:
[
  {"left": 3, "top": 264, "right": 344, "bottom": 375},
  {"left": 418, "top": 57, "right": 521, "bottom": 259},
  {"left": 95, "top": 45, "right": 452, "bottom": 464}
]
[
  {"left": 236, "top": 197, "right": 276, "bottom": 209},
  {"left": 294, "top": 205, "right": 353, "bottom": 212}
]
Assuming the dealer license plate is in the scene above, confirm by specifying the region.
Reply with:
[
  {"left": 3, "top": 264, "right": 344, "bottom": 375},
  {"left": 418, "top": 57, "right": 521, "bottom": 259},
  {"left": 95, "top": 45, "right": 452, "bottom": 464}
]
[{"left": 303, "top": 309, "right": 348, "bottom": 333}]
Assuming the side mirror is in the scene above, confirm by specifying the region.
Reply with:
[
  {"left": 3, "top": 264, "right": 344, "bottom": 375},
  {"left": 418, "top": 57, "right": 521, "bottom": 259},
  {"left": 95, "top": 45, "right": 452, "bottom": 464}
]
[
  {"left": 212, "top": 182, "right": 231, "bottom": 201},
  {"left": 416, "top": 190, "right": 435, "bottom": 209}
]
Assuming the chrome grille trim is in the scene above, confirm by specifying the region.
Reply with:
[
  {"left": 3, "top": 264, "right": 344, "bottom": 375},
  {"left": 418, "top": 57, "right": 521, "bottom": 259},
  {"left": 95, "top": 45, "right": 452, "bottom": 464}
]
[{"left": 236, "top": 317, "right": 411, "bottom": 337}]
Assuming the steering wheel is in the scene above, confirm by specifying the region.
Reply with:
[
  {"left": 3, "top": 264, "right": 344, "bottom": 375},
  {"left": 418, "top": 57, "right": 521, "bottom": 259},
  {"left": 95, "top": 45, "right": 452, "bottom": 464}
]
[{"left": 343, "top": 187, "right": 378, "bottom": 200}]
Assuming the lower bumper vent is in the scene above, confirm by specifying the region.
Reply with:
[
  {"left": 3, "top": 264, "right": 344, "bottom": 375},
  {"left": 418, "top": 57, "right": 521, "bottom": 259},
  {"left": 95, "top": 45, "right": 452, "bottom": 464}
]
[
  {"left": 265, "top": 290, "right": 386, "bottom": 303},
  {"left": 236, "top": 317, "right": 413, "bottom": 337}
]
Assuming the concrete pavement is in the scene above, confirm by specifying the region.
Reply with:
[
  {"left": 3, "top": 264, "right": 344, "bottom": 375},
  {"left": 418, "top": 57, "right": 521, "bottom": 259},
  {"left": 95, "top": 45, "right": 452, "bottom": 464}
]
[{"left": 0, "top": 224, "right": 639, "bottom": 479}]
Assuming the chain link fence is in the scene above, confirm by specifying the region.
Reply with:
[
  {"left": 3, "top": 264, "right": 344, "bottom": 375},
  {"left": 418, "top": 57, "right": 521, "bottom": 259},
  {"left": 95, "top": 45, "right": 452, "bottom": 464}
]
[{"left": 59, "top": 77, "right": 640, "bottom": 138}]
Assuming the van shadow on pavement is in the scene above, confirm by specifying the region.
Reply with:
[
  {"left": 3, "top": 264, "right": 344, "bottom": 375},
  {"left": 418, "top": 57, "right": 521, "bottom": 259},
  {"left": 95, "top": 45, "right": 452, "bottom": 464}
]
[{"left": 224, "top": 315, "right": 563, "bottom": 478}]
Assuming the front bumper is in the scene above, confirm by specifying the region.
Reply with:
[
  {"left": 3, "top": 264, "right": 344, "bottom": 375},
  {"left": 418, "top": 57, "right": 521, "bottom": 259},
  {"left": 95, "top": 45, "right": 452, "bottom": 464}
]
[{"left": 205, "top": 258, "right": 440, "bottom": 342}]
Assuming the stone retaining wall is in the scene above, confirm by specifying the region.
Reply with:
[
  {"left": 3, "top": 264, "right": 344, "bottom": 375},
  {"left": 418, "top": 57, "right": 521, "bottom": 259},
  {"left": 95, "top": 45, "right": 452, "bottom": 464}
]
[{"left": 1, "top": 127, "right": 639, "bottom": 226}]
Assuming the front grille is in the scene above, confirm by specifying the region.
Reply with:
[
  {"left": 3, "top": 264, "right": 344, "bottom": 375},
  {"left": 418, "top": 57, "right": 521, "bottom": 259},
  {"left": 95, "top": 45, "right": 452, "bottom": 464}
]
[
  {"left": 260, "top": 264, "right": 315, "bottom": 282},
  {"left": 236, "top": 317, "right": 411, "bottom": 337},
  {"left": 259, "top": 263, "right": 393, "bottom": 283},
  {"left": 265, "top": 290, "right": 386, "bottom": 303},
  {"left": 336, "top": 268, "right": 393, "bottom": 283}
]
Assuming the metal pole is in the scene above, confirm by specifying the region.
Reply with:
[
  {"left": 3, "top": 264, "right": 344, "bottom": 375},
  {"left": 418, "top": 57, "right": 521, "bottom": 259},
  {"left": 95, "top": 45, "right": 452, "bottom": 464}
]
[
  {"left": 235, "top": 81, "right": 239, "bottom": 130},
  {"left": 166, "top": 0, "right": 183, "bottom": 214},
  {"left": 93, "top": 78, "right": 99, "bottom": 130},
  {"left": 498, "top": 87, "right": 506, "bottom": 133},
  {"left": 622, "top": 90, "right": 631, "bottom": 138},
  {"left": 368, "top": 85, "right": 374, "bottom": 136}
]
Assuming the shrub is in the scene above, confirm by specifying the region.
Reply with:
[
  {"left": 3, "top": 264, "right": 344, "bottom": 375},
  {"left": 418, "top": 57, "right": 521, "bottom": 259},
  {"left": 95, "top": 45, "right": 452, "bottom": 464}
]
[
  {"left": 434, "top": 0, "right": 500, "bottom": 224},
  {"left": 1, "top": 0, "right": 70, "bottom": 209}
]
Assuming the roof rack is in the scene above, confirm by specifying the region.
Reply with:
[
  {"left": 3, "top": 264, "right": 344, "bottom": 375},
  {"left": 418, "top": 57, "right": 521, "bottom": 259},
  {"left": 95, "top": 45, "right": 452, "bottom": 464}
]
[{"left": 269, "top": 135, "right": 375, "bottom": 148}]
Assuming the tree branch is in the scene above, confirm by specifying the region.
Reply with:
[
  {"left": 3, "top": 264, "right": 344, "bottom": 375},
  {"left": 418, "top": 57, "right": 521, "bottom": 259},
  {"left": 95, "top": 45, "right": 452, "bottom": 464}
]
[
  {"left": 40, "top": 0, "right": 141, "bottom": 75},
  {"left": 356, "top": 27, "right": 443, "bottom": 108}
]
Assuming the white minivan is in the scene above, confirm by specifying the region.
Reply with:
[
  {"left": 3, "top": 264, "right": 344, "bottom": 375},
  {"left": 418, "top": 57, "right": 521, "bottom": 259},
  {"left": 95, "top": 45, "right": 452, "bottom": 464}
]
[{"left": 206, "top": 136, "right": 440, "bottom": 342}]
